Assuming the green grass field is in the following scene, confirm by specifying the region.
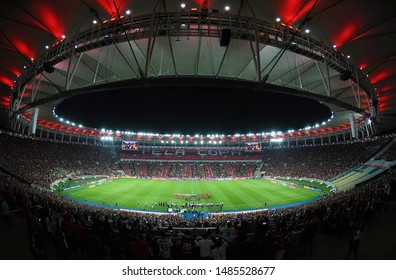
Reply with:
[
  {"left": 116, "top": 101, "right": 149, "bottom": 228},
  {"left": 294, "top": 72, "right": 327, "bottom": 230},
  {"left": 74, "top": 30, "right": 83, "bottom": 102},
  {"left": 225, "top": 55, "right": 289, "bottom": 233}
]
[{"left": 59, "top": 178, "right": 324, "bottom": 212}]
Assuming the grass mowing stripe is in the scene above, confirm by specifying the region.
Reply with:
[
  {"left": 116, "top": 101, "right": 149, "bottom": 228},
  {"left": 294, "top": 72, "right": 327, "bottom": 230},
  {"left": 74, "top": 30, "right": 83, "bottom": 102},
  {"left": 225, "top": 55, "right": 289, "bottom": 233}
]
[
  {"left": 60, "top": 178, "right": 325, "bottom": 212},
  {"left": 210, "top": 181, "right": 246, "bottom": 210},
  {"left": 234, "top": 182, "right": 274, "bottom": 208}
]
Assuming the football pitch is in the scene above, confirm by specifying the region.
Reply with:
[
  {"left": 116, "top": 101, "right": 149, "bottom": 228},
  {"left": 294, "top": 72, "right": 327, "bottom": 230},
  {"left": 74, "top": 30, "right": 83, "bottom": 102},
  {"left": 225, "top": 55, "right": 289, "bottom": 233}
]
[{"left": 59, "top": 178, "right": 324, "bottom": 213}]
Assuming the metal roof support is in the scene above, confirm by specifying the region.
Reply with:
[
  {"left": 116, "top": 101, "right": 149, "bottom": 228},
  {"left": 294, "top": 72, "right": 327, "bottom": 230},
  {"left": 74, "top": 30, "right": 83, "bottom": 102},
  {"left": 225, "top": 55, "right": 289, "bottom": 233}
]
[
  {"left": 166, "top": 14, "right": 179, "bottom": 76},
  {"left": 215, "top": 44, "right": 230, "bottom": 78},
  {"left": 28, "top": 107, "right": 39, "bottom": 136},
  {"left": 14, "top": 84, "right": 27, "bottom": 112},
  {"left": 31, "top": 75, "right": 43, "bottom": 102},
  {"left": 145, "top": 0, "right": 164, "bottom": 78},
  {"left": 348, "top": 79, "right": 360, "bottom": 108},
  {"left": 315, "top": 61, "right": 330, "bottom": 96},
  {"left": 131, "top": 40, "right": 158, "bottom": 76},
  {"left": 194, "top": 33, "right": 203, "bottom": 77},
  {"left": 66, "top": 53, "right": 83, "bottom": 90},
  {"left": 92, "top": 52, "right": 101, "bottom": 84},
  {"left": 349, "top": 114, "right": 357, "bottom": 139},
  {"left": 245, "top": 1, "right": 262, "bottom": 81},
  {"left": 112, "top": 42, "right": 140, "bottom": 78}
]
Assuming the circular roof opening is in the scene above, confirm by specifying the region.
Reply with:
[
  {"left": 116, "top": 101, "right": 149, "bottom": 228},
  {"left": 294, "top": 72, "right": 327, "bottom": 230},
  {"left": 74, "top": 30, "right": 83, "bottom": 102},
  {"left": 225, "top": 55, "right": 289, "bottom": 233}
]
[{"left": 56, "top": 86, "right": 331, "bottom": 134}]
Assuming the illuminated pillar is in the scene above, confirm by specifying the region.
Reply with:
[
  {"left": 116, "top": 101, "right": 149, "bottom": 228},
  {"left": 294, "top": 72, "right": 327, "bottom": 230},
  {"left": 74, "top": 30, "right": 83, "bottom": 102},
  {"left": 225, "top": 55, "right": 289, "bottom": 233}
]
[
  {"left": 28, "top": 107, "right": 39, "bottom": 135},
  {"left": 349, "top": 114, "right": 357, "bottom": 139}
]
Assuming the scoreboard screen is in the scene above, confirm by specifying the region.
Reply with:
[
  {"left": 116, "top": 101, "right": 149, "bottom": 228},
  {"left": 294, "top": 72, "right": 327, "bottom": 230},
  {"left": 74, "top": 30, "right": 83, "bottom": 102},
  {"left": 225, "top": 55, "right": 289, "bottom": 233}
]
[
  {"left": 122, "top": 141, "right": 139, "bottom": 150},
  {"left": 245, "top": 142, "right": 262, "bottom": 151}
]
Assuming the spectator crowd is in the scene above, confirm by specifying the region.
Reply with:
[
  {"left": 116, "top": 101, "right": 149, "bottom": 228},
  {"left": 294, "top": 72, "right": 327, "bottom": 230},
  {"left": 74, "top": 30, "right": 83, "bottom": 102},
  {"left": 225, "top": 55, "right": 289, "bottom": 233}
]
[{"left": 1, "top": 131, "right": 395, "bottom": 260}]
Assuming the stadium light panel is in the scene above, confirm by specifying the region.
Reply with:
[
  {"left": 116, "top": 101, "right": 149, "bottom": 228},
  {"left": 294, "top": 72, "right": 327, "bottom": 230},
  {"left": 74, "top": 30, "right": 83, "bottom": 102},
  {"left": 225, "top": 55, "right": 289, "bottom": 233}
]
[{"left": 270, "top": 138, "right": 283, "bottom": 142}]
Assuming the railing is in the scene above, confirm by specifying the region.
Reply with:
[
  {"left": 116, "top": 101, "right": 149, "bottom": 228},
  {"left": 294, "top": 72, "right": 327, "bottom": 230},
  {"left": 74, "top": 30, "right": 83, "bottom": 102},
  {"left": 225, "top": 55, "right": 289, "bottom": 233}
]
[{"left": 14, "top": 11, "right": 374, "bottom": 97}]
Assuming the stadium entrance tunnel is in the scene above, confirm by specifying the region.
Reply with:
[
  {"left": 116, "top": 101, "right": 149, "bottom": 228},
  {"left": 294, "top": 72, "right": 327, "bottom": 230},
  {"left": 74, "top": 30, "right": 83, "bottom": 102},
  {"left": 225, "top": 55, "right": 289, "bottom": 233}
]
[{"left": 55, "top": 84, "right": 331, "bottom": 135}]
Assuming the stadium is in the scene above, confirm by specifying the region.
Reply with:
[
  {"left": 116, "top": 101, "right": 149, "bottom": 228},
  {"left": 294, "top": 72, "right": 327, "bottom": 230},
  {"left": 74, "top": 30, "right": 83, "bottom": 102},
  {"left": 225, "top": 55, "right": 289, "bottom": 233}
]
[{"left": 0, "top": 0, "right": 396, "bottom": 260}]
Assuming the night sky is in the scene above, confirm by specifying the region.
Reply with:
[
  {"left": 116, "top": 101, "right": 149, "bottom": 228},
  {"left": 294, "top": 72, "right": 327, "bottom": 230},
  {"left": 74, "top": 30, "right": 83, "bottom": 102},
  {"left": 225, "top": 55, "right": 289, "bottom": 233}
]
[{"left": 56, "top": 86, "right": 331, "bottom": 135}]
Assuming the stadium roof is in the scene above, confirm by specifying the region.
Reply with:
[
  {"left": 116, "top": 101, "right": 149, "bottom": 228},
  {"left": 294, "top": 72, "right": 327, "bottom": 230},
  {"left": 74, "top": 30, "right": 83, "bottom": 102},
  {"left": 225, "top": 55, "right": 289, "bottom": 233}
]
[{"left": 1, "top": 0, "right": 396, "bottom": 139}]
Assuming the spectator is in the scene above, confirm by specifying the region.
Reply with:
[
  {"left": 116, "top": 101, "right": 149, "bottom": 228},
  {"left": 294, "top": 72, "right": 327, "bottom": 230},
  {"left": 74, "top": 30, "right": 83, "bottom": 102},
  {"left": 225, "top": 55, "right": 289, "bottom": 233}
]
[
  {"left": 196, "top": 232, "right": 215, "bottom": 259},
  {"left": 157, "top": 232, "right": 173, "bottom": 260}
]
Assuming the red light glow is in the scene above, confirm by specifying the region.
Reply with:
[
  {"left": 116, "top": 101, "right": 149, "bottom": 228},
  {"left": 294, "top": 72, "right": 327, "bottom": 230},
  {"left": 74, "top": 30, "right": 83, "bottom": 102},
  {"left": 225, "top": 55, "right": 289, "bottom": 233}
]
[
  {"left": 11, "top": 38, "right": 36, "bottom": 60},
  {"left": 0, "top": 96, "right": 11, "bottom": 107},
  {"left": 9, "top": 69, "right": 22, "bottom": 77},
  {"left": 193, "top": 0, "right": 213, "bottom": 8},
  {"left": 370, "top": 71, "right": 393, "bottom": 84},
  {"left": 332, "top": 23, "right": 358, "bottom": 48},
  {"left": 275, "top": 0, "right": 317, "bottom": 25},
  {"left": 0, "top": 76, "right": 14, "bottom": 87},
  {"left": 95, "top": 0, "right": 130, "bottom": 17},
  {"left": 36, "top": 6, "right": 66, "bottom": 39}
]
